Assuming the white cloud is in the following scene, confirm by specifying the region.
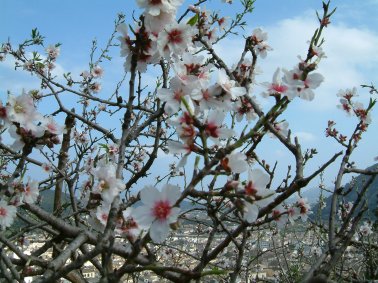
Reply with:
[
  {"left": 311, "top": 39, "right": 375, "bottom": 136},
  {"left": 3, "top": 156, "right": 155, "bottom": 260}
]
[
  {"left": 294, "top": 131, "right": 316, "bottom": 143},
  {"left": 0, "top": 52, "right": 67, "bottom": 95}
]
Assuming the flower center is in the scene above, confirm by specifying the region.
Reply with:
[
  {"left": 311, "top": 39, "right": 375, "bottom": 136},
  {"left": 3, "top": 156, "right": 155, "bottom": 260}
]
[
  {"left": 0, "top": 106, "right": 7, "bottom": 118},
  {"left": 245, "top": 181, "right": 257, "bottom": 196},
  {"left": 271, "top": 84, "right": 288, "bottom": 93},
  {"left": 101, "top": 213, "right": 108, "bottom": 222},
  {"left": 168, "top": 29, "right": 183, "bottom": 44},
  {"left": 205, "top": 123, "right": 219, "bottom": 138},
  {"left": 173, "top": 89, "right": 185, "bottom": 101},
  {"left": 149, "top": 0, "right": 162, "bottom": 5},
  {"left": 14, "top": 102, "right": 24, "bottom": 114},
  {"left": 153, "top": 200, "right": 171, "bottom": 220},
  {"left": 0, "top": 207, "right": 7, "bottom": 217}
]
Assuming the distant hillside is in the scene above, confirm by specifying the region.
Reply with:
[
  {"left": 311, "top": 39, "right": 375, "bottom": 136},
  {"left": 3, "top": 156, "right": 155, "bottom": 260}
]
[
  {"left": 313, "top": 163, "right": 378, "bottom": 221},
  {"left": 12, "top": 190, "right": 73, "bottom": 230}
]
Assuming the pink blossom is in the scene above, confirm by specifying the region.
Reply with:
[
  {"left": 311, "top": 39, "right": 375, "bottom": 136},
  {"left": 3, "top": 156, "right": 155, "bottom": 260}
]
[
  {"left": 137, "top": 0, "right": 183, "bottom": 17},
  {"left": 217, "top": 69, "right": 246, "bottom": 99},
  {"left": 91, "top": 65, "right": 104, "bottom": 78},
  {"left": 221, "top": 152, "right": 248, "bottom": 174},
  {"left": 22, "top": 179, "right": 39, "bottom": 204},
  {"left": 45, "top": 45, "right": 60, "bottom": 60},
  {"left": 157, "top": 77, "right": 192, "bottom": 115},
  {"left": 203, "top": 110, "right": 234, "bottom": 143},
  {"left": 133, "top": 184, "right": 181, "bottom": 243},
  {"left": 0, "top": 200, "right": 17, "bottom": 230},
  {"left": 6, "top": 92, "right": 41, "bottom": 127},
  {"left": 120, "top": 207, "right": 142, "bottom": 240},
  {"left": 359, "top": 222, "right": 373, "bottom": 236},
  {"left": 157, "top": 21, "right": 194, "bottom": 58},
  {"left": 93, "top": 161, "right": 125, "bottom": 204},
  {"left": 261, "top": 68, "right": 288, "bottom": 98},
  {"left": 295, "top": 198, "right": 311, "bottom": 222},
  {"left": 40, "top": 116, "right": 64, "bottom": 135},
  {"left": 250, "top": 28, "right": 272, "bottom": 58},
  {"left": 244, "top": 169, "right": 274, "bottom": 206}
]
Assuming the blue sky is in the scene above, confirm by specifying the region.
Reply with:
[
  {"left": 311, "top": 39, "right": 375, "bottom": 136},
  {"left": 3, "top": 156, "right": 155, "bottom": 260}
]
[{"left": 1, "top": 0, "right": 378, "bottom": 191}]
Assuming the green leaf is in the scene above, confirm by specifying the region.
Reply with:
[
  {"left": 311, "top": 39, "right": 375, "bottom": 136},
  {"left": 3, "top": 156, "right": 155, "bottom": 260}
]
[{"left": 187, "top": 14, "right": 199, "bottom": 26}]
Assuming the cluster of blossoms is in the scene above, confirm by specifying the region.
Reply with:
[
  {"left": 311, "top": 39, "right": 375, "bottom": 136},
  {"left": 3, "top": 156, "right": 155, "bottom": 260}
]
[
  {"left": 337, "top": 88, "right": 372, "bottom": 128},
  {"left": 0, "top": 179, "right": 40, "bottom": 230},
  {"left": 337, "top": 201, "right": 353, "bottom": 220},
  {"left": 271, "top": 197, "right": 312, "bottom": 228},
  {"left": 359, "top": 221, "right": 373, "bottom": 237},
  {"left": 20, "top": 44, "right": 61, "bottom": 76},
  {"left": 327, "top": 87, "right": 373, "bottom": 143},
  {"left": 0, "top": 91, "right": 63, "bottom": 229},
  {"left": 0, "top": 91, "right": 63, "bottom": 149},
  {"left": 80, "top": 64, "right": 104, "bottom": 95}
]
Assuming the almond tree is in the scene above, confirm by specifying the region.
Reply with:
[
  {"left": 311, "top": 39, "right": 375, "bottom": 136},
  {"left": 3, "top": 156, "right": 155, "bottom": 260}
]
[{"left": 0, "top": 1, "right": 377, "bottom": 282}]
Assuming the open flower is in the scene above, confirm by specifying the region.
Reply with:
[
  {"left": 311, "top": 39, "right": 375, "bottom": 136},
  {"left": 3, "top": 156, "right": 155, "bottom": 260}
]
[
  {"left": 203, "top": 110, "right": 234, "bottom": 143},
  {"left": 93, "top": 161, "right": 125, "bottom": 204},
  {"left": 157, "top": 77, "right": 192, "bottom": 115},
  {"left": 137, "top": 0, "right": 183, "bottom": 17},
  {"left": 359, "top": 222, "right": 373, "bottom": 236},
  {"left": 217, "top": 69, "right": 246, "bottom": 99},
  {"left": 133, "top": 184, "right": 181, "bottom": 243},
  {"left": 157, "top": 21, "right": 194, "bottom": 58},
  {"left": 21, "top": 179, "right": 39, "bottom": 204},
  {"left": 261, "top": 68, "right": 288, "bottom": 98},
  {"left": 221, "top": 151, "right": 248, "bottom": 174},
  {"left": 0, "top": 200, "right": 17, "bottom": 230}
]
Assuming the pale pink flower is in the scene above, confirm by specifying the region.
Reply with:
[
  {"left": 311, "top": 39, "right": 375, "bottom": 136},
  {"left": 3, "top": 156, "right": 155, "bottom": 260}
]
[
  {"left": 22, "top": 179, "right": 39, "bottom": 204},
  {"left": 203, "top": 110, "right": 234, "bottom": 143},
  {"left": 359, "top": 222, "right": 373, "bottom": 236},
  {"left": 271, "top": 204, "right": 288, "bottom": 229},
  {"left": 0, "top": 100, "right": 9, "bottom": 125},
  {"left": 261, "top": 68, "right": 288, "bottom": 98},
  {"left": 6, "top": 92, "right": 40, "bottom": 127},
  {"left": 295, "top": 198, "right": 311, "bottom": 222},
  {"left": 271, "top": 121, "right": 289, "bottom": 138},
  {"left": 250, "top": 28, "right": 272, "bottom": 58},
  {"left": 217, "top": 69, "right": 246, "bottom": 99},
  {"left": 244, "top": 169, "right": 274, "bottom": 206},
  {"left": 354, "top": 102, "right": 372, "bottom": 124},
  {"left": 310, "top": 44, "right": 326, "bottom": 59},
  {"left": 95, "top": 203, "right": 110, "bottom": 226},
  {"left": 167, "top": 140, "right": 193, "bottom": 167},
  {"left": 45, "top": 45, "right": 60, "bottom": 60},
  {"left": 172, "top": 53, "right": 213, "bottom": 87},
  {"left": 283, "top": 67, "right": 324, "bottom": 101},
  {"left": 157, "top": 77, "right": 192, "bottom": 115},
  {"left": 191, "top": 85, "right": 223, "bottom": 111},
  {"left": 93, "top": 161, "right": 125, "bottom": 204},
  {"left": 234, "top": 97, "right": 258, "bottom": 122},
  {"left": 144, "top": 11, "right": 175, "bottom": 36},
  {"left": 91, "top": 65, "right": 104, "bottom": 78},
  {"left": 80, "top": 70, "right": 91, "bottom": 79},
  {"left": 0, "top": 200, "right": 17, "bottom": 230},
  {"left": 221, "top": 152, "right": 248, "bottom": 174},
  {"left": 133, "top": 184, "right": 181, "bottom": 243},
  {"left": 137, "top": 0, "right": 183, "bottom": 16},
  {"left": 90, "top": 82, "right": 102, "bottom": 94},
  {"left": 40, "top": 116, "right": 64, "bottom": 135},
  {"left": 41, "top": 163, "right": 53, "bottom": 173},
  {"left": 120, "top": 207, "right": 142, "bottom": 240},
  {"left": 157, "top": 21, "right": 194, "bottom": 58}
]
